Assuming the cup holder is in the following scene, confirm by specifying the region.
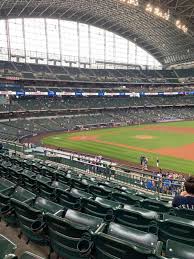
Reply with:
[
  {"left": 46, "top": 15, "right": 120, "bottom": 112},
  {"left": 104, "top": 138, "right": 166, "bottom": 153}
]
[
  {"left": 31, "top": 220, "right": 46, "bottom": 234},
  {"left": 77, "top": 238, "right": 93, "bottom": 257},
  {"left": 1, "top": 205, "right": 14, "bottom": 216},
  {"left": 73, "top": 202, "right": 81, "bottom": 211},
  {"left": 104, "top": 214, "right": 115, "bottom": 222}
]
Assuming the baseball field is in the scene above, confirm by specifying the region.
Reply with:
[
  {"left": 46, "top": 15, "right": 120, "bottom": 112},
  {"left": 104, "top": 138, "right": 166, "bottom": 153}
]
[{"left": 42, "top": 121, "right": 194, "bottom": 174}]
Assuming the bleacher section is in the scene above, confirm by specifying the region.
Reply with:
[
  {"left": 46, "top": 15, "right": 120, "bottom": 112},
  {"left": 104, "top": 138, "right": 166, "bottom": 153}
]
[
  {"left": 1, "top": 96, "right": 194, "bottom": 112},
  {"left": 0, "top": 106, "right": 194, "bottom": 141},
  {"left": 0, "top": 153, "right": 194, "bottom": 258},
  {"left": 1, "top": 60, "right": 193, "bottom": 83}
]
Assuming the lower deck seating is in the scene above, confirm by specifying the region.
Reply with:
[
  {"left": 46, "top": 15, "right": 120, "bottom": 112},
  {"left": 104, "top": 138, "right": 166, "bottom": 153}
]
[{"left": 0, "top": 153, "right": 194, "bottom": 258}]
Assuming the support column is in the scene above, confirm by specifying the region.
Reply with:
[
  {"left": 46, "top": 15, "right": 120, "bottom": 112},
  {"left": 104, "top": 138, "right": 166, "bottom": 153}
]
[
  {"left": 44, "top": 18, "right": 49, "bottom": 64},
  {"left": 127, "top": 41, "right": 129, "bottom": 66},
  {"left": 135, "top": 44, "right": 137, "bottom": 65},
  {"left": 104, "top": 30, "right": 106, "bottom": 69},
  {"left": 77, "top": 22, "right": 80, "bottom": 67},
  {"left": 58, "top": 20, "right": 63, "bottom": 66},
  {"left": 88, "top": 25, "right": 92, "bottom": 68},
  {"left": 113, "top": 34, "right": 116, "bottom": 69},
  {"left": 5, "top": 20, "right": 11, "bottom": 61},
  {"left": 22, "top": 18, "right": 27, "bottom": 63}
]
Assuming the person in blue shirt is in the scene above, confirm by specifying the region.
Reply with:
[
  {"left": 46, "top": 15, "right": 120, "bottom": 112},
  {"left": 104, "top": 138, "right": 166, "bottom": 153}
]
[{"left": 172, "top": 176, "right": 194, "bottom": 208}]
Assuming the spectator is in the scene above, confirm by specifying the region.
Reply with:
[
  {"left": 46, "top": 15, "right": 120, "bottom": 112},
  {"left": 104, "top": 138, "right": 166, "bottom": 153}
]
[
  {"left": 172, "top": 176, "right": 194, "bottom": 208},
  {"left": 156, "top": 157, "right": 160, "bottom": 167}
]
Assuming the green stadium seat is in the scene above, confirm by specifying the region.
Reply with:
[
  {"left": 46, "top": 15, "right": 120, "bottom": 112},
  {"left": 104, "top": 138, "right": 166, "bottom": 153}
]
[
  {"left": 136, "top": 191, "right": 156, "bottom": 200},
  {"left": 31, "top": 163, "right": 41, "bottom": 173},
  {"left": 40, "top": 166, "right": 55, "bottom": 180},
  {"left": 158, "top": 215, "right": 194, "bottom": 246},
  {"left": 115, "top": 205, "right": 159, "bottom": 232},
  {"left": 46, "top": 210, "right": 104, "bottom": 259},
  {"left": 36, "top": 182, "right": 55, "bottom": 200},
  {"left": 8, "top": 168, "right": 22, "bottom": 184},
  {"left": 172, "top": 207, "right": 194, "bottom": 220},
  {"left": 71, "top": 179, "right": 91, "bottom": 192},
  {"left": 99, "top": 181, "right": 118, "bottom": 189},
  {"left": 36, "top": 174, "right": 51, "bottom": 184},
  {"left": 0, "top": 186, "right": 36, "bottom": 225},
  {"left": 33, "top": 197, "right": 63, "bottom": 214},
  {"left": 64, "top": 209, "right": 104, "bottom": 232},
  {"left": 55, "top": 171, "right": 72, "bottom": 185},
  {"left": 51, "top": 180, "right": 69, "bottom": 191},
  {"left": 112, "top": 191, "right": 143, "bottom": 205},
  {"left": 141, "top": 199, "right": 171, "bottom": 213},
  {"left": 11, "top": 197, "right": 63, "bottom": 244},
  {"left": 0, "top": 178, "right": 15, "bottom": 193},
  {"left": 115, "top": 186, "right": 133, "bottom": 194},
  {"left": 165, "top": 239, "right": 194, "bottom": 259},
  {"left": 57, "top": 189, "right": 81, "bottom": 210},
  {"left": 0, "top": 234, "right": 17, "bottom": 258},
  {"left": 21, "top": 174, "right": 36, "bottom": 192},
  {"left": 9, "top": 186, "right": 36, "bottom": 202},
  {"left": 89, "top": 185, "right": 112, "bottom": 198},
  {"left": 70, "top": 188, "right": 93, "bottom": 199},
  {"left": 82, "top": 197, "right": 121, "bottom": 220},
  {"left": 94, "top": 222, "right": 162, "bottom": 259}
]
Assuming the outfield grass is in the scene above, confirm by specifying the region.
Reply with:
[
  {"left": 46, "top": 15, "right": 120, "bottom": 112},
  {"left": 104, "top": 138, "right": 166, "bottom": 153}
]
[{"left": 42, "top": 121, "right": 194, "bottom": 174}]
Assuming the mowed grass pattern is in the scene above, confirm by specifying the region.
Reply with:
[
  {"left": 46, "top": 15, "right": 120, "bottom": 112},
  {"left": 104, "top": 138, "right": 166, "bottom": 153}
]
[{"left": 42, "top": 121, "right": 194, "bottom": 174}]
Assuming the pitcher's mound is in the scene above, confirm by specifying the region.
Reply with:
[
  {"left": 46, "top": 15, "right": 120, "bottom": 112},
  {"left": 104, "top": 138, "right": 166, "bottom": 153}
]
[{"left": 135, "top": 135, "right": 154, "bottom": 140}]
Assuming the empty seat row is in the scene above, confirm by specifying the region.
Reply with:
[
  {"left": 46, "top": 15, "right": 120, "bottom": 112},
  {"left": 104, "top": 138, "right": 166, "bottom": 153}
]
[{"left": 1, "top": 154, "right": 194, "bottom": 258}]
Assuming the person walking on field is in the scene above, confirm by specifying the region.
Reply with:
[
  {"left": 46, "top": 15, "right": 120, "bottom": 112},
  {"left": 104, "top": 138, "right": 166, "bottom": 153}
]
[{"left": 156, "top": 157, "right": 160, "bottom": 168}]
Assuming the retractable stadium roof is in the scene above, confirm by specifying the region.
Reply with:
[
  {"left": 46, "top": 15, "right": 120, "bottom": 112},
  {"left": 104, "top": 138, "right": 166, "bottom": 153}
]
[{"left": 0, "top": 0, "right": 194, "bottom": 66}]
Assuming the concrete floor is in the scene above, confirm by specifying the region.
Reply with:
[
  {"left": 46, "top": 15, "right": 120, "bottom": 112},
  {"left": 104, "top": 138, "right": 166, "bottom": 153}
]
[{"left": 0, "top": 220, "right": 55, "bottom": 258}]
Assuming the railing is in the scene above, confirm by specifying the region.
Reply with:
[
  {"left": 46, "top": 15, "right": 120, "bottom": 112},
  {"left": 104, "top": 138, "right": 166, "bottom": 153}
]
[{"left": 1, "top": 140, "right": 184, "bottom": 199}]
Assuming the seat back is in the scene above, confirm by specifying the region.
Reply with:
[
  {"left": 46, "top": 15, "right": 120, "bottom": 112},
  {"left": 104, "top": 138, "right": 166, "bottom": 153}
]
[
  {"left": 9, "top": 169, "right": 21, "bottom": 184},
  {"left": 70, "top": 188, "right": 93, "bottom": 199},
  {"left": 37, "top": 182, "right": 55, "bottom": 200},
  {"left": 72, "top": 179, "right": 89, "bottom": 192},
  {"left": 0, "top": 178, "right": 15, "bottom": 193},
  {"left": 107, "top": 222, "right": 159, "bottom": 249},
  {"left": 159, "top": 216, "right": 194, "bottom": 246},
  {"left": 173, "top": 207, "right": 194, "bottom": 220},
  {"left": 34, "top": 197, "right": 63, "bottom": 214},
  {"left": 55, "top": 172, "right": 71, "bottom": 185},
  {"left": 11, "top": 186, "right": 36, "bottom": 202},
  {"left": 112, "top": 192, "right": 142, "bottom": 205},
  {"left": 45, "top": 213, "right": 91, "bottom": 259},
  {"left": 95, "top": 197, "right": 121, "bottom": 210},
  {"left": 40, "top": 167, "right": 55, "bottom": 180},
  {"left": 57, "top": 189, "right": 80, "bottom": 209},
  {"left": 89, "top": 185, "right": 111, "bottom": 198},
  {"left": 65, "top": 209, "right": 104, "bottom": 232},
  {"left": 21, "top": 175, "right": 36, "bottom": 192},
  {"left": 36, "top": 174, "right": 51, "bottom": 184},
  {"left": 141, "top": 199, "right": 171, "bottom": 213},
  {"left": 115, "top": 207, "right": 158, "bottom": 232},
  {"left": 51, "top": 181, "right": 69, "bottom": 191},
  {"left": 165, "top": 239, "right": 194, "bottom": 259},
  {"left": 94, "top": 233, "right": 156, "bottom": 259},
  {"left": 82, "top": 198, "right": 113, "bottom": 219},
  {"left": 11, "top": 198, "right": 40, "bottom": 220}
]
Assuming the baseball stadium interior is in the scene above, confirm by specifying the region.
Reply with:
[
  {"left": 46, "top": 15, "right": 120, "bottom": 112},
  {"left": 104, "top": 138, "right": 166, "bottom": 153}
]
[{"left": 1, "top": 0, "right": 194, "bottom": 258}]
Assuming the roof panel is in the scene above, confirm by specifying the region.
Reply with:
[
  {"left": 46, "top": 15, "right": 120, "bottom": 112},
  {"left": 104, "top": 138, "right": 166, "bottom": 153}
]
[{"left": 0, "top": 0, "right": 194, "bottom": 65}]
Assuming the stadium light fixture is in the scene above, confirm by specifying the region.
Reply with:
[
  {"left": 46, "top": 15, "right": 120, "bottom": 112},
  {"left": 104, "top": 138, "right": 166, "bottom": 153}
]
[
  {"left": 119, "top": 0, "right": 139, "bottom": 7},
  {"left": 176, "top": 20, "right": 188, "bottom": 33},
  {"left": 145, "top": 3, "right": 169, "bottom": 21}
]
